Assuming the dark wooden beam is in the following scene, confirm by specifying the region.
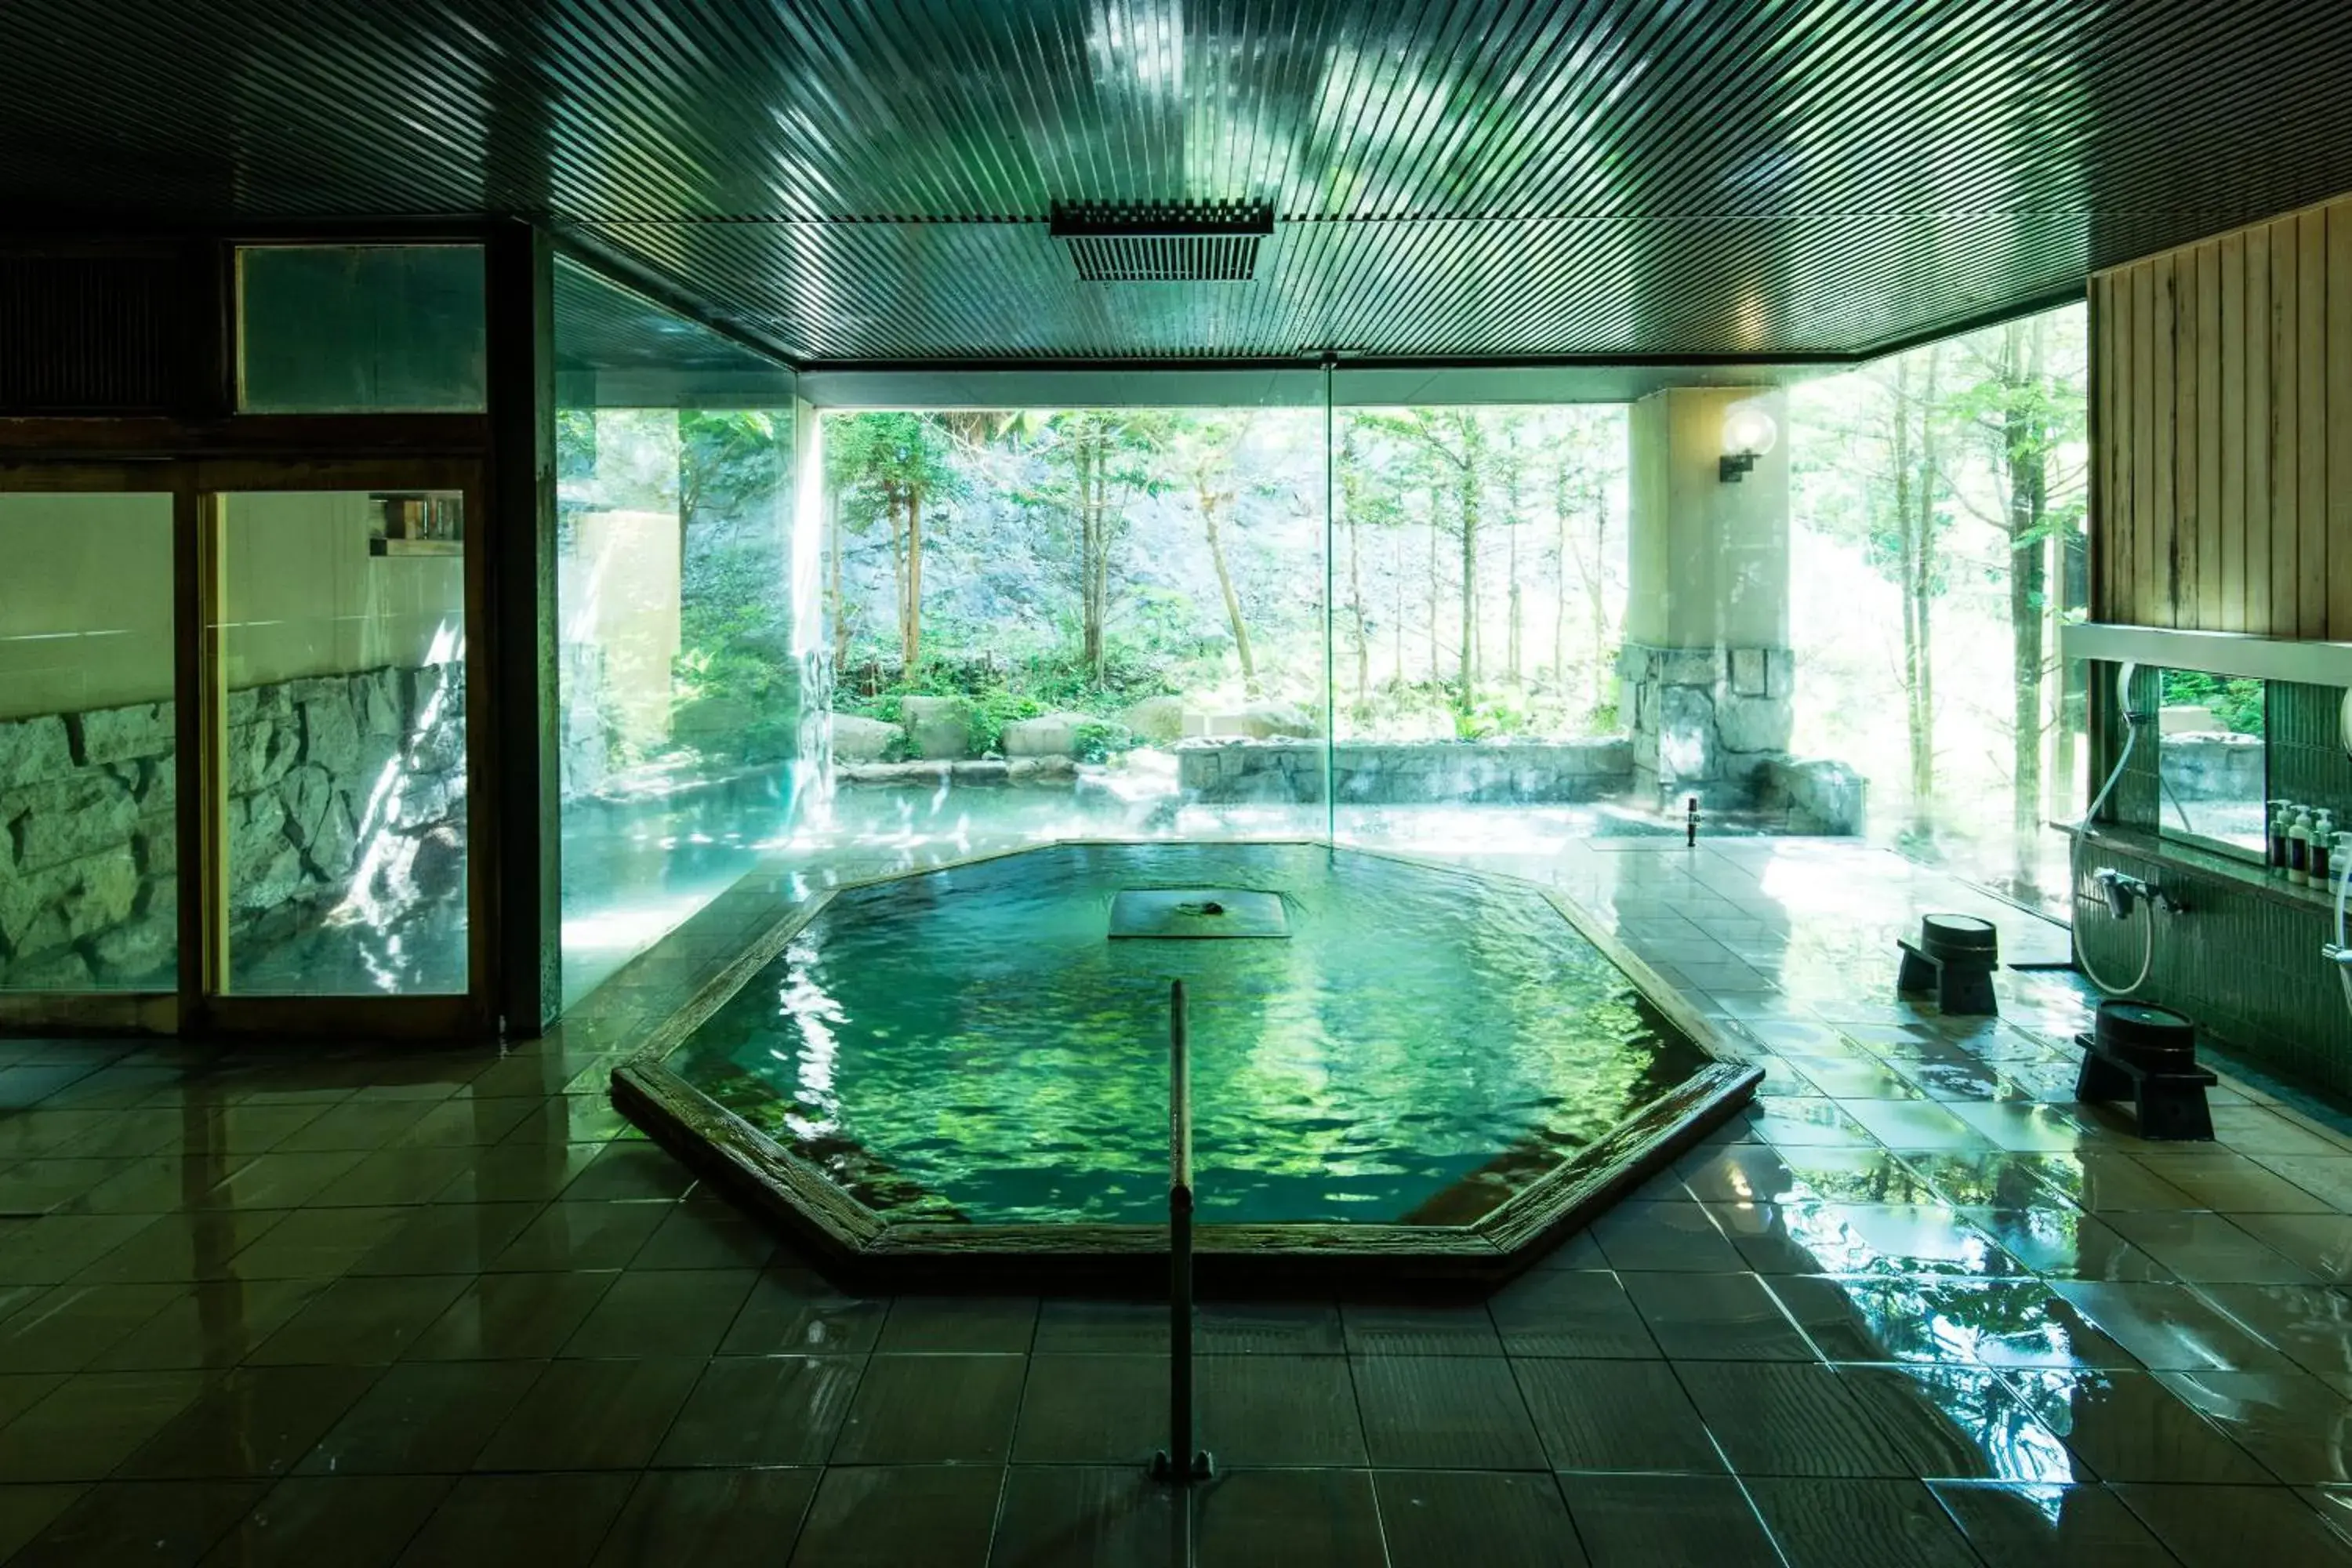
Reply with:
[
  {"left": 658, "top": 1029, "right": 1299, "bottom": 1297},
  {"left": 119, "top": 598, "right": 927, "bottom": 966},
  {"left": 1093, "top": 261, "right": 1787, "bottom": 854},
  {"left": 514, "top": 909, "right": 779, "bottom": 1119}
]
[{"left": 485, "top": 220, "right": 561, "bottom": 1036}]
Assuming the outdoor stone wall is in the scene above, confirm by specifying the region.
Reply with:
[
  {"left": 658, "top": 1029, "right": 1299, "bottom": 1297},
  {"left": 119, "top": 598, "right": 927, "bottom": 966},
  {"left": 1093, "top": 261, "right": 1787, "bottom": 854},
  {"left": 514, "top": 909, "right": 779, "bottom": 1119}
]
[
  {"left": 2159, "top": 732, "right": 2264, "bottom": 801},
  {"left": 0, "top": 662, "right": 466, "bottom": 990},
  {"left": 1176, "top": 739, "right": 1633, "bottom": 804},
  {"left": 1620, "top": 642, "right": 1795, "bottom": 804}
]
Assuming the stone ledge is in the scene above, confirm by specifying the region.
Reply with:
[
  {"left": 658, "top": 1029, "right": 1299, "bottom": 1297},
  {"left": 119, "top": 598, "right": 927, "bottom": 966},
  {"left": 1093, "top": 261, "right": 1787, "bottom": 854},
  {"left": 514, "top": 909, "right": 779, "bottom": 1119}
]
[{"left": 1176, "top": 738, "right": 1632, "bottom": 804}]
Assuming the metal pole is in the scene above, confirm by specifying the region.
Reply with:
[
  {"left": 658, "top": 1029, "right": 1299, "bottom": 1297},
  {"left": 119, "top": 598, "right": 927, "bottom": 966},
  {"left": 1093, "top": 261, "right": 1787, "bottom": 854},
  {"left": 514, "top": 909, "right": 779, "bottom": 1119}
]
[{"left": 1151, "top": 978, "right": 1212, "bottom": 1483}]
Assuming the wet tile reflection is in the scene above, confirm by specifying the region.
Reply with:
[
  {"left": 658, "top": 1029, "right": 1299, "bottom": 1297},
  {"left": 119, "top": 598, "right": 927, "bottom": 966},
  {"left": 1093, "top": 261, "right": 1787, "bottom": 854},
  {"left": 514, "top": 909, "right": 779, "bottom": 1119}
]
[{"left": 5, "top": 838, "right": 2352, "bottom": 1559}]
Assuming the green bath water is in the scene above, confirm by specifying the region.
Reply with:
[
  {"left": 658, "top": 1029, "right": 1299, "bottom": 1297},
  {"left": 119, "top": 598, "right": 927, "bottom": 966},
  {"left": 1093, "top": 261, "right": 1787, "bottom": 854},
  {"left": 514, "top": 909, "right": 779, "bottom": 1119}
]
[{"left": 666, "top": 843, "right": 1707, "bottom": 1225}]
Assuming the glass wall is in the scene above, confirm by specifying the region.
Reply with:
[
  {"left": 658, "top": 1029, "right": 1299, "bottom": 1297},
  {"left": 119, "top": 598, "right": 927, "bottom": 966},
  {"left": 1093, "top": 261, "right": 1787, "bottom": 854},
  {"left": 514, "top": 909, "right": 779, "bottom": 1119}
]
[
  {"left": 815, "top": 383, "right": 1329, "bottom": 858},
  {"left": 550, "top": 300, "right": 2102, "bottom": 1011},
  {"left": 1330, "top": 405, "right": 1631, "bottom": 851},
  {"left": 1787, "top": 302, "right": 2092, "bottom": 913},
  {"left": 0, "top": 491, "right": 177, "bottom": 991},
  {"left": 808, "top": 392, "right": 1645, "bottom": 866},
  {"left": 212, "top": 490, "right": 470, "bottom": 994},
  {"left": 554, "top": 257, "right": 806, "bottom": 1004}
]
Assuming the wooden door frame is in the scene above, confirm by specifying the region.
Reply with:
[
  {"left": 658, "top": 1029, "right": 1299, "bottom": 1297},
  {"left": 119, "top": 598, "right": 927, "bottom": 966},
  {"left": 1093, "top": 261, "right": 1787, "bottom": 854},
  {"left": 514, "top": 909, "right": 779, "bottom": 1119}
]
[
  {"left": 187, "top": 457, "right": 495, "bottom": 1040},
  {"left": 0, "top": 456, "right": 500, "bottom": 1041},
  {"left": 0, "top": 463, "right": 184, "bottom": 1034}
]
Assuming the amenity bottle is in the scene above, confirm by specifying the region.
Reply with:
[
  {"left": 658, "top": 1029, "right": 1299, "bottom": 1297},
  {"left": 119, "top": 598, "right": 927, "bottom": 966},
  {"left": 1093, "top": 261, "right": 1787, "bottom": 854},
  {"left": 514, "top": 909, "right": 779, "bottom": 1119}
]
[
  {"left": 2289, "top": 807, "right": 2314, "bottom": 887},
  {"left": 2270, "top": 800, "right": 2297, "bottom": 874},
  {"left": 2314, "top": 813, "right": 2337, "bottom": 887}
]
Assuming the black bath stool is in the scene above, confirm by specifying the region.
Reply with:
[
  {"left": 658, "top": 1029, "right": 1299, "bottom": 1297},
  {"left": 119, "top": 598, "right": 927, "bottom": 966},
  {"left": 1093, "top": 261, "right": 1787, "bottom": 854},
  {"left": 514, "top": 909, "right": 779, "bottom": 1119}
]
[
  {"left": 1896, "top": 914, "right": 2001, "bottom": 1015},
  {"left": 2074, "top": 1000, "right": 2215, "bottom": 1141}
]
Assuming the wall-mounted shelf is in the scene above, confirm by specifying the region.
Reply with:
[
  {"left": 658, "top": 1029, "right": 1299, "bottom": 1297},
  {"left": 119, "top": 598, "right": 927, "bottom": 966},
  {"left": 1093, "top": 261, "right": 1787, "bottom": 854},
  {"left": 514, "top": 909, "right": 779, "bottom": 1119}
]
[
  {"left": 2063, "top": 623, "right": 2352, "bottom": 688},
  {"left": 368, "top": 538, "right": 463, "bottom": 558}
]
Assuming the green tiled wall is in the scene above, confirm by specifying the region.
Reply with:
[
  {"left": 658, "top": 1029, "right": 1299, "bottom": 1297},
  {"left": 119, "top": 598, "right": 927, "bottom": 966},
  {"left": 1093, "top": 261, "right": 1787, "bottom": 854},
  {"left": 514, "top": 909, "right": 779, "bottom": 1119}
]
[
  {"left": 2078, "top": 671, "right": 2352, "bottom": 1099},
  {"left": 2268, "top": 681, "right": 2352, "bottom": 820}
]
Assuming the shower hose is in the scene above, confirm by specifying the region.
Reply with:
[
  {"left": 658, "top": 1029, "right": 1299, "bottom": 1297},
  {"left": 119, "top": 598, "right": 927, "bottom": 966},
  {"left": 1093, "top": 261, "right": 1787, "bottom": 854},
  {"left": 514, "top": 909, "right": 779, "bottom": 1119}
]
[
  {"left": 2337, "top": 851, "right": 2352, "bottom": 1020},
  {"left": 2072, "top": 720, "right": 2155, "bottom": 997}
]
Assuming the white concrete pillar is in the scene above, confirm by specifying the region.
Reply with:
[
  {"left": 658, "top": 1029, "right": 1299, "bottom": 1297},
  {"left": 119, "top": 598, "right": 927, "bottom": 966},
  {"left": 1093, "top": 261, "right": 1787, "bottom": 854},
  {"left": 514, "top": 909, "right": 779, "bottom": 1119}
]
[{"left": 1620, "top": 386, "right": 1794, "bottom": 804}]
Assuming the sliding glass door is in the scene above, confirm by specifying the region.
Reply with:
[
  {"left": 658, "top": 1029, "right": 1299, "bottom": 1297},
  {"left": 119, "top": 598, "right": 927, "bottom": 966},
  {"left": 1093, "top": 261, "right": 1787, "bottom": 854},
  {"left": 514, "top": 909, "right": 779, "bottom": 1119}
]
[{"left": 0, "top": 459, "right": 492, "bottom": 1036}]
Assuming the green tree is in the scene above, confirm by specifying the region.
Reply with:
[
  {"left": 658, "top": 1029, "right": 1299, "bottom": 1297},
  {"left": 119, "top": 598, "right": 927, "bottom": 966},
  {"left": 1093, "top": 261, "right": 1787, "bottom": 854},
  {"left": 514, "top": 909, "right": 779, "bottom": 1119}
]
[
  {"left": 1163, "top": 413, "right": 1261, "bottom": 694},
  {"left": 1353, "top": 408, "right": 1488, "bottom": 711},
  {"left": 1033, "top": 411, "right": 1169, "bottom": 679},
  {"left": 1947, "top": 314, "right": 2089, "bottom": 880},
  {"left": 826, "top": 412, "right": 960, "bottom": 667}
]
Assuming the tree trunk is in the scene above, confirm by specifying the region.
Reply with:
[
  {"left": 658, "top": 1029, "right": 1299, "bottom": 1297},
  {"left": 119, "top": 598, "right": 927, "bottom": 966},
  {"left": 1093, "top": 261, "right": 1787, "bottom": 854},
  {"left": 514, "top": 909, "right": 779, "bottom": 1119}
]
[
  {"left": 1457, "top": 416, "right": 1484, "bottom": 704},
  {"left": 903, "top": 485, "right": 925, "bottom": 668},
  {"left": 1898, "top": 348, "right": 1943, "bottom": 821},
  {"left": 1347, "top": 511, "right": 1370, "bottom": 707},
  {"left": 1201, "top": 491, "right": 1258, "bottom": 695},
  {"left": 1392, "top": 527, "right": 1406, "bottom": 689},
  {"left": 1504, "top": 433, "right": 1523, "bottom": 686},
  {"left": 1552, "top": 456, "right": 1570, "bottom": 686},
  {"left": 887, "top": 490, "right": 908, "bottom": 672},
  {"left": 2004, "top": 318, "right": 2050, "bottom": 885},
  {"left": 1077, "top": 432, "right": 1105, "bottom": 679},
  {"left": 1426, "top": 499, "right": 1440, "bottom": 685},
  {"left": 829, "top": 485, "right": 850, "bottom": 670},
  {"left": 1591, "top": 490, "right": 1612, "bottom": 717}
]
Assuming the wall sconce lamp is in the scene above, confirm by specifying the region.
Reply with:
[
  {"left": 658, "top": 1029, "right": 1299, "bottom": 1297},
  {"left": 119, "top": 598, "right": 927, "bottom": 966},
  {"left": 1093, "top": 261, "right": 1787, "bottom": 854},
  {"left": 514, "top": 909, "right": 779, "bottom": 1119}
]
[{"left": 1719, "top": 405, "right": 1778, "bottom": 482}]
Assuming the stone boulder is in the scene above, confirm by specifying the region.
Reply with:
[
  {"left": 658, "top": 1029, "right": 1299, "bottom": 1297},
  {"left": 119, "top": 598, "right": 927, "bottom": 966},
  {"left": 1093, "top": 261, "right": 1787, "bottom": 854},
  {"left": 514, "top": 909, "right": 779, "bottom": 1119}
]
[
  {"left": 1200, "top": 700, "right": 1320, "bottom": 740},
  {"left": 899, "top": 695, "right": 972, "bottom": 760},
  {"left": 0, "top": 714, "right": 72, "bottom": 789},
  {"left": 1715, "top": 692, "right": 1794, "bottom": 755},
  {"left": 1122, "top": 695, "right": 1187, "bottom": 744},
  {"left": 74, "top": 702, "right": 174, "bottom": 767},
  {"left": 830, "top": 713, "right": 903, "bottom": 764},
  {"left": 1001, "top": 710, "right": 1095, "bottom": 758}
]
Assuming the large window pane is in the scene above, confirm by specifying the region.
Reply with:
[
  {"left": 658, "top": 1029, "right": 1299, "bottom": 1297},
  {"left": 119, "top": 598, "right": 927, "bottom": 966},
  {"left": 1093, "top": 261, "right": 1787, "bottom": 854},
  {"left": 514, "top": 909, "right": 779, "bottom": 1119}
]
[
  {"left": 817, "top": 394, "right": 1328, "bottom": 857},
  {"left": 0, "top": 492, "right": 176, "bottom": 991},
  {"left": 554, "top": 256, "right": 805, "bottom": 1005},
  {"left": 214, "top": 491, "right": 468, "bottom": 994},
  {"left": 1788, "top": 303, "right": 2091, "bottom": 913},
  {"left": 1329, "top": 404, "right": 1631, "bottom": 851},
  {"left": 237, "top": 245, "right": 487, "bottom": 412}
]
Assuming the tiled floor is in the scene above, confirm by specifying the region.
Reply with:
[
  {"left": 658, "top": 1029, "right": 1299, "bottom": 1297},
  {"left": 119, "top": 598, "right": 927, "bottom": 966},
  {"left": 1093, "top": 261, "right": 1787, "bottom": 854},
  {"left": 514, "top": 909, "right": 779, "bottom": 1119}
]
[{"left": 4, "top": 837, "right": 2352, "bottom": 1565}]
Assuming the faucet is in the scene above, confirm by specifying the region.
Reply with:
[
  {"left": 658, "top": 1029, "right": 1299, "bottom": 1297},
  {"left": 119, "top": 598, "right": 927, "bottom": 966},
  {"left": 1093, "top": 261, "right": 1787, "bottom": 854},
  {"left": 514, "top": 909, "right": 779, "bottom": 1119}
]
[{"left": 2092, "top": 868, "right": 2184, "bottom": 919}]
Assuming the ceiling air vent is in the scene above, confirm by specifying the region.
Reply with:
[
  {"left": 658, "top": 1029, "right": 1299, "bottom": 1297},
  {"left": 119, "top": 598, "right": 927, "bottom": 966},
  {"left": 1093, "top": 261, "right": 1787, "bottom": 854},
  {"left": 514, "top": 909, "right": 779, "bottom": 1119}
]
[{"left": 1050, "top": 201, "right": 1273, "bottom": 282}]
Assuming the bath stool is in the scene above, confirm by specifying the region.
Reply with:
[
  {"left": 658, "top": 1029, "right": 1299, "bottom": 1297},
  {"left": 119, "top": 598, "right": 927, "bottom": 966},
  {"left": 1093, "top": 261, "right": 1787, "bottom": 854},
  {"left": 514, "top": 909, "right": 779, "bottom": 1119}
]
[
  {"left": 2073, "top": 1000, "right": 2214, "bottom": 1142},
  {"left": 1896, "top": 913, "right": 2000, "bottom": 1016}
]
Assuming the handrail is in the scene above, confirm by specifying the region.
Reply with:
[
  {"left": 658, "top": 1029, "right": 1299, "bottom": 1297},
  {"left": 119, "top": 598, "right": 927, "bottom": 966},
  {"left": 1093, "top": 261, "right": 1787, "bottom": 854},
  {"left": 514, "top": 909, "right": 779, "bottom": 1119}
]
[{"left": 1149, "top": 978, "right": 1213, "bottom": 1485}]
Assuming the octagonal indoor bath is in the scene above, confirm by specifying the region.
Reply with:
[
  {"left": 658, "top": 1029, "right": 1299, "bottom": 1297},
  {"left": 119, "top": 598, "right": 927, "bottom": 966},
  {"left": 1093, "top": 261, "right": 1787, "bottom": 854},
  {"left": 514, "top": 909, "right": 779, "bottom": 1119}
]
[{"left": 613, "top": 842, "right": 1759, "bottom": 1287}]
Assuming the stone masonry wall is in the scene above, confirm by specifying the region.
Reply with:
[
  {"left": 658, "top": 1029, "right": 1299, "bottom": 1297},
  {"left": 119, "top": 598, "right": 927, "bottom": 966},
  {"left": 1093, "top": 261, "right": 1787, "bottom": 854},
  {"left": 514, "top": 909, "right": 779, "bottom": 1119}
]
[
  {"left": 1177, "top": 739, "right": 1633, "bottom": 804},
  {"left": 0, "top": 662, "right": 466, "bottom": 990},
  {"left": 1620, "top": 642, "right": 1795, "bottom": 805}
]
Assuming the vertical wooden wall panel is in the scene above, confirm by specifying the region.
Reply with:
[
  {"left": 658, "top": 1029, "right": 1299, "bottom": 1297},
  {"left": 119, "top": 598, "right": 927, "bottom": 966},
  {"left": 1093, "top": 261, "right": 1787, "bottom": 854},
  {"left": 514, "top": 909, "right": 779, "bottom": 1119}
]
[
  {"left": 2329, "top": 202, "right": 2352, "bottom": 639},
  {"left": 2151, "top": 254, "right": 2177, "bottom": 628},
  {"left": 2090, "top": 273, "right": 2114, "bottom": 618},
  {"left": 2174, "top": 247, "right": 2200, "bottom": 626},
  {"left": 2270, "top": 216, "right": 2299, "bottom": 631},
  {"left": 2092, "top": 190, "right": 2351, "bottom": 641},
  {"left": 2244, "top": 223, "right": 2272, "bottom": 635},
  {"left": 2106, "top": 271, "right": 2132, "bottom": 621},
  {"left": 2132, "top": 262, "right": 2157, "bottom": 627},
  {"left": 2218, "top": 234, "right": 2245, "bottom": 632},
  {"left": 2297, "top": 210, "right": 2326, "bottom": 640},
  {"left": 2195, "top": 241, "right": 2223, "bottom": 631}
]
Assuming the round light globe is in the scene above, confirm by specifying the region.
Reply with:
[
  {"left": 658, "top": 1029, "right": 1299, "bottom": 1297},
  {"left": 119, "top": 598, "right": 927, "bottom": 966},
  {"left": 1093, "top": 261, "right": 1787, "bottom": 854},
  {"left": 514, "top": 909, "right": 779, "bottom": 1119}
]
[{"left": 1722, "top": 405, "right": 1779, "bottom": 458}]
